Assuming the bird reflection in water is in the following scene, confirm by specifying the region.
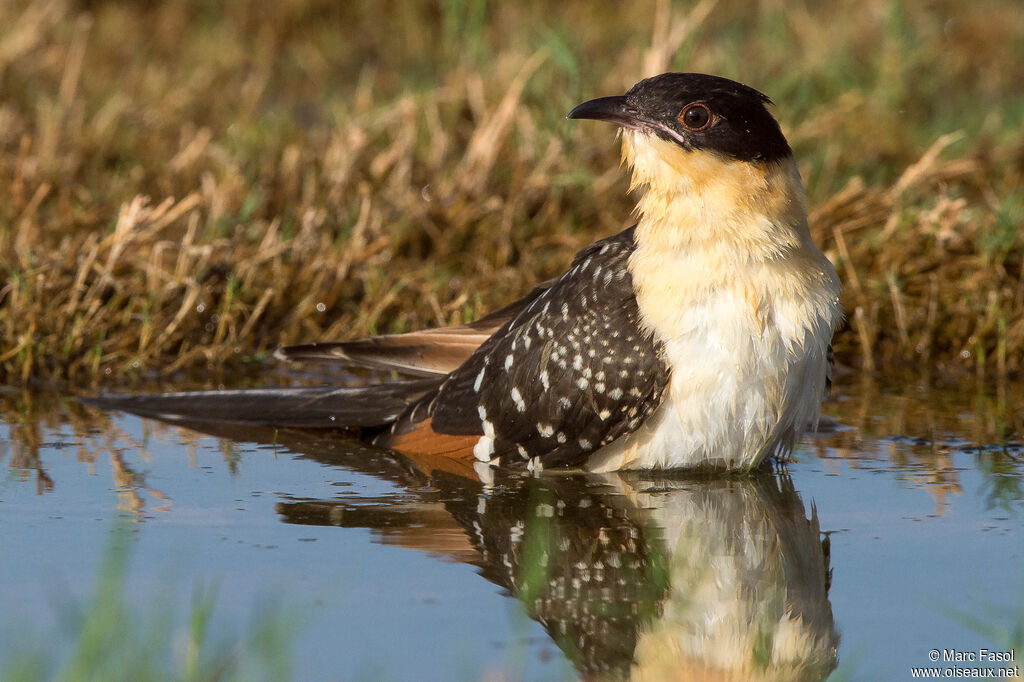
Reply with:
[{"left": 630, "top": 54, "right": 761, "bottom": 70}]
[{"left": 273, "top": 433, "right": 839, "bottom": 680}]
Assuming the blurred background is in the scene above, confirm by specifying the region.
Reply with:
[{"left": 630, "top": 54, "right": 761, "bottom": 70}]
[{"left": 1, "top": 0, "right": 1022, "bottom": 385}]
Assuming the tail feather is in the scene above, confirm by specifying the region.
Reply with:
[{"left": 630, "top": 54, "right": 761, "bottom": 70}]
[
  {"left": 275, "top": 330, "right": 489, "bottom": 377},
  {"left": 275, "top": 279, "right": 557, "bottom": 376},
  {"left": 80, "top": 379, "right": 440, "bottom": 430}
]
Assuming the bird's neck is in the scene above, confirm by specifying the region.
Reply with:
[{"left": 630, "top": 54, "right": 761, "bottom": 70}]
[
  {"left": 620, "top": 131, "right": 840, "bottom": 341},
  {"left": 622, "top": 131, "right": 810, "bottom": 264}
]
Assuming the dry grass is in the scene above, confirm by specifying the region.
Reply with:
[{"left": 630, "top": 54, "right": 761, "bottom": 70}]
[{"left": 0, "top": 0, "right": 1022, "bottom": 387}]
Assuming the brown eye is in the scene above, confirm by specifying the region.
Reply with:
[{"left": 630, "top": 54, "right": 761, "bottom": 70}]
[{"left": 679, "top": 103, "right": 712, "bottom": 131}]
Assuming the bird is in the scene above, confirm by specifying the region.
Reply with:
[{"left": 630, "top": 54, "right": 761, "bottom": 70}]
[{"left": 87, "top": 73, "right": 842, "bottom": 478}]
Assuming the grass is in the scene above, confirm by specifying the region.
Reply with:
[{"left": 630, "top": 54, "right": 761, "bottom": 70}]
[{"left": 0, "top": 0, "right": 1022, "bottom": 386}]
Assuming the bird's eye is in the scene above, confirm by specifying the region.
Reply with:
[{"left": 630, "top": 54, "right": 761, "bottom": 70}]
[{"left": 678, "top": 103, "right": 712, "bottom": 131}]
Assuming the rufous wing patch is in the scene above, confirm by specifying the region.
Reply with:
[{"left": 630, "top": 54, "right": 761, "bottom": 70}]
[{"left": 384, "top": 418, "right": 481, "bottom": 479}]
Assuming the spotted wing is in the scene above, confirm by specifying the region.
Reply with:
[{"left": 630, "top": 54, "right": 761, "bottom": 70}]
[{"left": 387, "top": 227, "right": 671, "bottom": 469}]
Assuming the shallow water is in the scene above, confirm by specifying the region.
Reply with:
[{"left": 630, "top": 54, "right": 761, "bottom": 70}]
[{"left": 1, "top": 378, "right": 1022, "bottom": 681}]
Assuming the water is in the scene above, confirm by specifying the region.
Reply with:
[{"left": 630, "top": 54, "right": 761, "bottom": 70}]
[{"left": 1, "top": 379, "right": 1021, "bottom": 681}]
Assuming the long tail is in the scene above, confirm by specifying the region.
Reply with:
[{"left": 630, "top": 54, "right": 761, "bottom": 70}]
[{"left": 80, "top": 379, "right": 440, "bottom": 430}]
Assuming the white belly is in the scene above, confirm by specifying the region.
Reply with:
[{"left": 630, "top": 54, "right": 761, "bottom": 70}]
[
  {"left": 588, "top": 149, "right": 841, "bottom": 472},
  {"left": 584, "top": 289, "right": 831, "bottom": 472}
]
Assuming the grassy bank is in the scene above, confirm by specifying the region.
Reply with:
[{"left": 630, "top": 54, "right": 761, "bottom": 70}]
[{"left": 1, "top": 0, "right": 1022, "bottom": 386}]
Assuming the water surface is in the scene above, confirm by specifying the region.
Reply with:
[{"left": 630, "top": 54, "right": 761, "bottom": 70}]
[{"left": 1, "top": 378, "right": 1021, "bottom": 680}]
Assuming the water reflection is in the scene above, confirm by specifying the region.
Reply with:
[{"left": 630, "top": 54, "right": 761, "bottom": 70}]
[
  {"left": 3, "top": 382, "right": 1023, "bottom": 678},
  {"left": 274, "top": 434, "right": 838, "bottom": 680},
  {"left": 18, "top": 390, "right": 837, "bottom": 678},
  {"left": 1, "top": 388, "right": 174, "bottom": 512},
  {"left": 809, "top": 377, "right": 1024, "bottom": 515},
  {"left": 5, "top": 378, "right": 1022, "bottom": 518}
]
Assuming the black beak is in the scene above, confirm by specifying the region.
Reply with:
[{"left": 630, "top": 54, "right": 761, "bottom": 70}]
[
  {"left": 568, "top": 94, "right": 688, "bottom": 146},
  {"left": 566, "top": 95, "right": 639, "bottom": 127}
]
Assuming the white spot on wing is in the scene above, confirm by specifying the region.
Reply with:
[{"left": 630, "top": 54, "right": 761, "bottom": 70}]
[
  {"left": 473, "top": 435, "right": 495, "bottom": 462},
  {"left": 511, "top": 387, "right": 526, "bottom": 412}
]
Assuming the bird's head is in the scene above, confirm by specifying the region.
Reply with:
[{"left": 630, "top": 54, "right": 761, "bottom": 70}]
[
  {"left": 568, "top": 73, "right": 805, "bottom": 252},
  {"left": 568, "top": 72, "right": 790, "bottom": 164}
]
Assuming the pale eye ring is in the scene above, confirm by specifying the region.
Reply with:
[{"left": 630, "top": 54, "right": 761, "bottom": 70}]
[{"left": 678, "top": 103, "right": 713, "bottom": 131}]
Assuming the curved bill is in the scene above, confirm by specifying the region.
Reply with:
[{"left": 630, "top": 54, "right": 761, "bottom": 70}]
[
  {"left": 566, "top": 95, "right": 638, "bottom": 125},
  {"left": 567, "top": 94, "right": 687, "bottom": 146}
]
